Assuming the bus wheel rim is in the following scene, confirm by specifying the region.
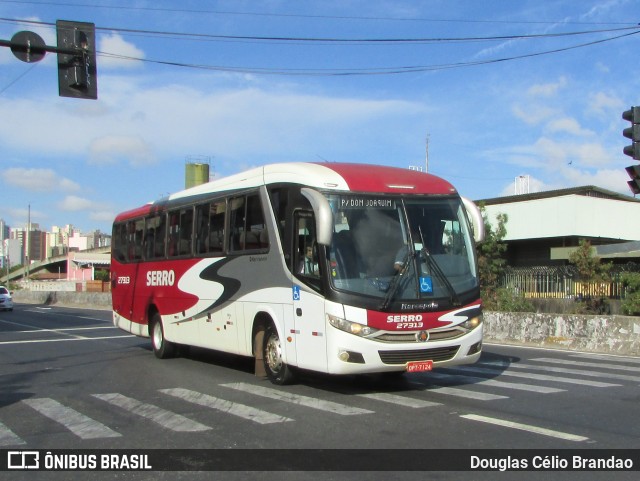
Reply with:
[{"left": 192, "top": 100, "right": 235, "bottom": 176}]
[
  {"left": 153, "top": 322, "right": 163, "bottom": 349},
  {"left": 265, "top": 334, "right": 282, "bottom": 372}
]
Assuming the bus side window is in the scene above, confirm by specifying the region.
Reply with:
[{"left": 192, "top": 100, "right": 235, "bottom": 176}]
[
  {"left": 145, "top": 214, "right": 166, "bottom": 260},
  {"left": 208, "top": 200, "right": 225, "bottom": 254},
  {"left": 229, "top": 196, "right": 245, "bottom": 252},
  {"left": 112, "top": 223, "right": 127, "bottom": 262},
  {"left": 195, "top": 203, "right": 210, "bottom": 255},
  {"left": 168, "top": 213, "right": 179, "bottom": 257},
  {"left": 178, "top": 208, "right": 194, "bottom": 256},
  {"left": 294, "top": 212, "right": 321, "bottom": 290},
  {"left": 154, "top": 214, "right": 167, "bottom": 258},
  {"left": 229, "top": 193, "right": 267, "bottom": 252},
  {"left": 268, "top": 187, "right": 287, "bottom": 247},
  {"left": 133, "top": 219, "right": 145, "bottom": 261},
  {"left": 246, "top": 193, "right": 268, "bottom": 249}
]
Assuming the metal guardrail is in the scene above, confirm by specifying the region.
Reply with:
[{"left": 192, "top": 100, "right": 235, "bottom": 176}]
[{"left": 500, "top": 264, "right": 640, "bottom": 299}]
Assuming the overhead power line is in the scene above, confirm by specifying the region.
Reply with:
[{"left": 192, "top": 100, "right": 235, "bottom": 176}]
[
  {"left": 97, "top": 29, "right": 640, "bottom": 76},
  {"left": 1, "top": 16, "right": 639, "bottom": 77},
  {"left": 1, "top": 17, "right": 638, "bottom": 44},
  {"left": 0, "top": 0, "right": 637, "bottom": 26}
]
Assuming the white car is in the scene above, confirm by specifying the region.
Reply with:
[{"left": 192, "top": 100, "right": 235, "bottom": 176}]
[{"left": 0, "top": 286, "right": 13, "bottom": 311}]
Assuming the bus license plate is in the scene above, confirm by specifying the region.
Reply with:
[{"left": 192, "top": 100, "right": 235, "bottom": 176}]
[{"left": 406, "top": 360, "right": 433, "bottom": 373}]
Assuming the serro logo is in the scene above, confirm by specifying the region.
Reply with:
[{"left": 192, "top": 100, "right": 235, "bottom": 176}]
[
  {"left": 387, "top": 314, "right": 423, "bottom": 323},
  {"left": 146, "top": 270, "right": 175, "bottom": 287}
]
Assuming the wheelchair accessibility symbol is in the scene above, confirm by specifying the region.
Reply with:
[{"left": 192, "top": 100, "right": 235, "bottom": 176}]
[
  {"left": 292, "top": 285, "right": 301, "bottom": 301},
  {"left": 420, "top": 276, "right": 433, "bottom": 293}
]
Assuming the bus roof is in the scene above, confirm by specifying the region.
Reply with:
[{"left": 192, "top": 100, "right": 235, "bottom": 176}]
[{"left": 114, "top": 162, "right": 457, "bottom": 223}]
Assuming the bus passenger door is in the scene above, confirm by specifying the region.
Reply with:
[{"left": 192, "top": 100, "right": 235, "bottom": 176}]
[{"left": 291, "top": 213, "right": 328, "bottom": 372}]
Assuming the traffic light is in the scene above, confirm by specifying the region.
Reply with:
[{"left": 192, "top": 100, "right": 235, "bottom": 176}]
[
  {"left": 625, "top": 165, "right": 640, "bottom": 195},
  {"left": 56, "top": 20, "right": 97, "bottom": 99},
  {"left": 623, "top": 106, "right": 640, "bottom": 160}
]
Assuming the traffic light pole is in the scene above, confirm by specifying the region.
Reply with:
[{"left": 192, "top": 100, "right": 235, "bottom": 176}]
[
  {"left": 0, "top": 38, "right": 80, "bottom": 56},
  {"left": 0, "top": 20, "right": 97, "bottom": 99}
]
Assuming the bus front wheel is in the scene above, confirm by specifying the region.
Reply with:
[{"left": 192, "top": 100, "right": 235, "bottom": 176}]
[
  {"left": 151, "top": 313, "right": 176, "bottom": 359},
  {"left": 263, "top": 323, "right": 295, "bottom": 385}
]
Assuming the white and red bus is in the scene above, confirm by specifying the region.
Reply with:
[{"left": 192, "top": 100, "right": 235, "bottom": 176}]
[{"left": 111, "top": 162, "right": 485, "bottom": 384}]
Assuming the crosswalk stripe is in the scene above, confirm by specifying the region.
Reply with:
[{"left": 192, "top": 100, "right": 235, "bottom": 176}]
[
  {"left": 431, "top": 371, "right": 565, "bottom": 394},
  {"left": 160, "top": 388, "right": 293, "bottom": 424},
  {"left": 92, "top": 393, "right": 210, "bottom": 432},
  {"left": 461, "top": 414, "right": 589, "bottom": 442},
  {"left": 413, "top": 384, "right": 508, "bottom": 401},
  {"left": 570, "top": 353, "right": 640, "bottom": 364},
  {"left": 357, "top": 392, "right": 441, "bottom": 408},
  {"left": 454, "top": 365, "right": 620, "bottom": 387},
  {"left": 0, "top": 421, "right": 26, "bottom": 446},
  {"left": 22, "top": 398, "right": 121, "bottom": 439},
  {"left": 220, "top": 382, "right": 374, "bottom": 415},
  {"left": 480, "top": 361, "right": 640, "bottom": 383},
  {"left": 532, "top": 357, "right": 640, "bottom": 373}
]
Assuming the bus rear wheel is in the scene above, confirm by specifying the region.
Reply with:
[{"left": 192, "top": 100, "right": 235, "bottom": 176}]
[
  {"left": 151, "top": 313, "right": 175, "bottom": 359},
  {"left": 263, "top": 323, "right": 295, "bottom": 385}
]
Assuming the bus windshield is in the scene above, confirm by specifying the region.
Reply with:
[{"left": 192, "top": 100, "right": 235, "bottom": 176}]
[{"left": 327, "top": 194, "right": 478, "bottom": 305}]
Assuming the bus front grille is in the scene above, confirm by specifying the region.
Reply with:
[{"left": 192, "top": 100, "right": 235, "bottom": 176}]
[{"left": 378, "top": 346, "right": 460, "bottom": 365}]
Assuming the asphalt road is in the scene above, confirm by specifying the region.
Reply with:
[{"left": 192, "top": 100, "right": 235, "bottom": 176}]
[{"left": 1, "top": 303, "right": 639, "bottom": 480}]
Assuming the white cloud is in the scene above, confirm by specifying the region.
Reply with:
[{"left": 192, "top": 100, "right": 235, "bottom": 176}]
[
  {"left": 545, "top": 117, "right": 593, "bottom": 136},
  {"left": 57, "top": 195, "right": 96, "bottom": 211},
  {"left": 512, "top": 104, "right": 559, "bottom": 126},
  {"left": 533, "top": 137, "right": 614, "bottom": 168},
  {"left": 587, "top": 91, "right": 624, "bottom": 117},
  {"left": 5, "top": 168, "right": 81, "bottom": 192},
  {"left": 99, "top": 33, "right": 145, "bottom": 69},
  {"left": 88, "top": 135, "right": 156, "bottom": 167},
  {"left": 527, "top": 76, "right": 567, "bottom": 97}
]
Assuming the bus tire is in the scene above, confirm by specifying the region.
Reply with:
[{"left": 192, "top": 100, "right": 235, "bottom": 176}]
[
  {"left": 263, "top": 323, "right": 295, "bottom": 385},
  {"left": 151, "top": 313, "right": 176, "bottom": 359}
]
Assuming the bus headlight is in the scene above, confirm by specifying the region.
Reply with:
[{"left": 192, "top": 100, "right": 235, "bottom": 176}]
[
  {"left": 328, "top": 314, "right": 378, "bottom": 337},
  {"left": 461, "top": 315, "right": 483, "bottom": 331}
]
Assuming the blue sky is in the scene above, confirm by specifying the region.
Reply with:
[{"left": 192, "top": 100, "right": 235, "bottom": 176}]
[{"left": 1, "top": 0, "right": 639, "bottom": 234}]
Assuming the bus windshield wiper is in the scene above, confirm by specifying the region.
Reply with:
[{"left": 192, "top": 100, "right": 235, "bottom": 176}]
[
  {"left": 378, "top": 251, "right": 413, "bottom": 311},
  {"left": 421, "top": 247, "right": 461, "bottom": 306}
]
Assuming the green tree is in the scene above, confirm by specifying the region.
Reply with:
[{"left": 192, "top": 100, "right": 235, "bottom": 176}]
[
  {"left": 568, "top": 239, "right": 611, "bottom": 314},
  {"left": 620, "top": 272, "right": 640, "bottom": 316},
  {"left": 568, "top": 239, "right": 610, "bottom": 282},
  {"left": 477, "top": 205, "right": 508, "bottom": 309},
  {"left": 476, "top": 206, "right": 534, "bottom": 312}
]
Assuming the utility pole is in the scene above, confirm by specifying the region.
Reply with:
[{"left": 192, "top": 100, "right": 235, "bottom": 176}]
[
  {"left": 425, "top": 133, "right": 430, "bottom": 173},
  {"left": 26, "top": 203, "right": 30, "bottom": 283}
]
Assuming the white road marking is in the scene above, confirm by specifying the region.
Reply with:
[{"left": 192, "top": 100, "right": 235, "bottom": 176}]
[
  {"left": 92, "top": 393, "right": 210, "bottom": 432},
  {"left": 160, "top": 388, "right": 293, "bottom": 424},
  {"left": 0, "top": 421, "right": 26, "bottom": 446},
  {"left": 419, "top": 385, "right": 508, "bottom": 401},
  {"left": 220, "top": 382, "right": 374, "bottom": 415},
  {"left": 480, "top": 361, "right": 640, "bottom": 383},
  {"left": 357, "top": 392, "right": 442, "bottom": 408},
  {"left": 461, "top": 414, "right": 589, "bottom": 442},
  {"left": 455, "top": 365, "right": 620, "bottom": 387},
  {"left": 430, "top": 372, "right": 564, "bottom": 394},
  {"left": 22, "top": 398, "right": 121, "bottom": 439},
  {"left": 532, "top": 357, "right": 640, "bottom": 373},
  {"left": 0, "top": 335, "right": 134, "bottom": 345}
]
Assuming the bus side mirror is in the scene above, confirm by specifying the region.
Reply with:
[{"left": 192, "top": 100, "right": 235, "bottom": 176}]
[
  {"left": 461, "top": 197, "right": 485, "bottom": 244},
  {"left": 301, "top": 188, "right": 333, "bottom": 246}
]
